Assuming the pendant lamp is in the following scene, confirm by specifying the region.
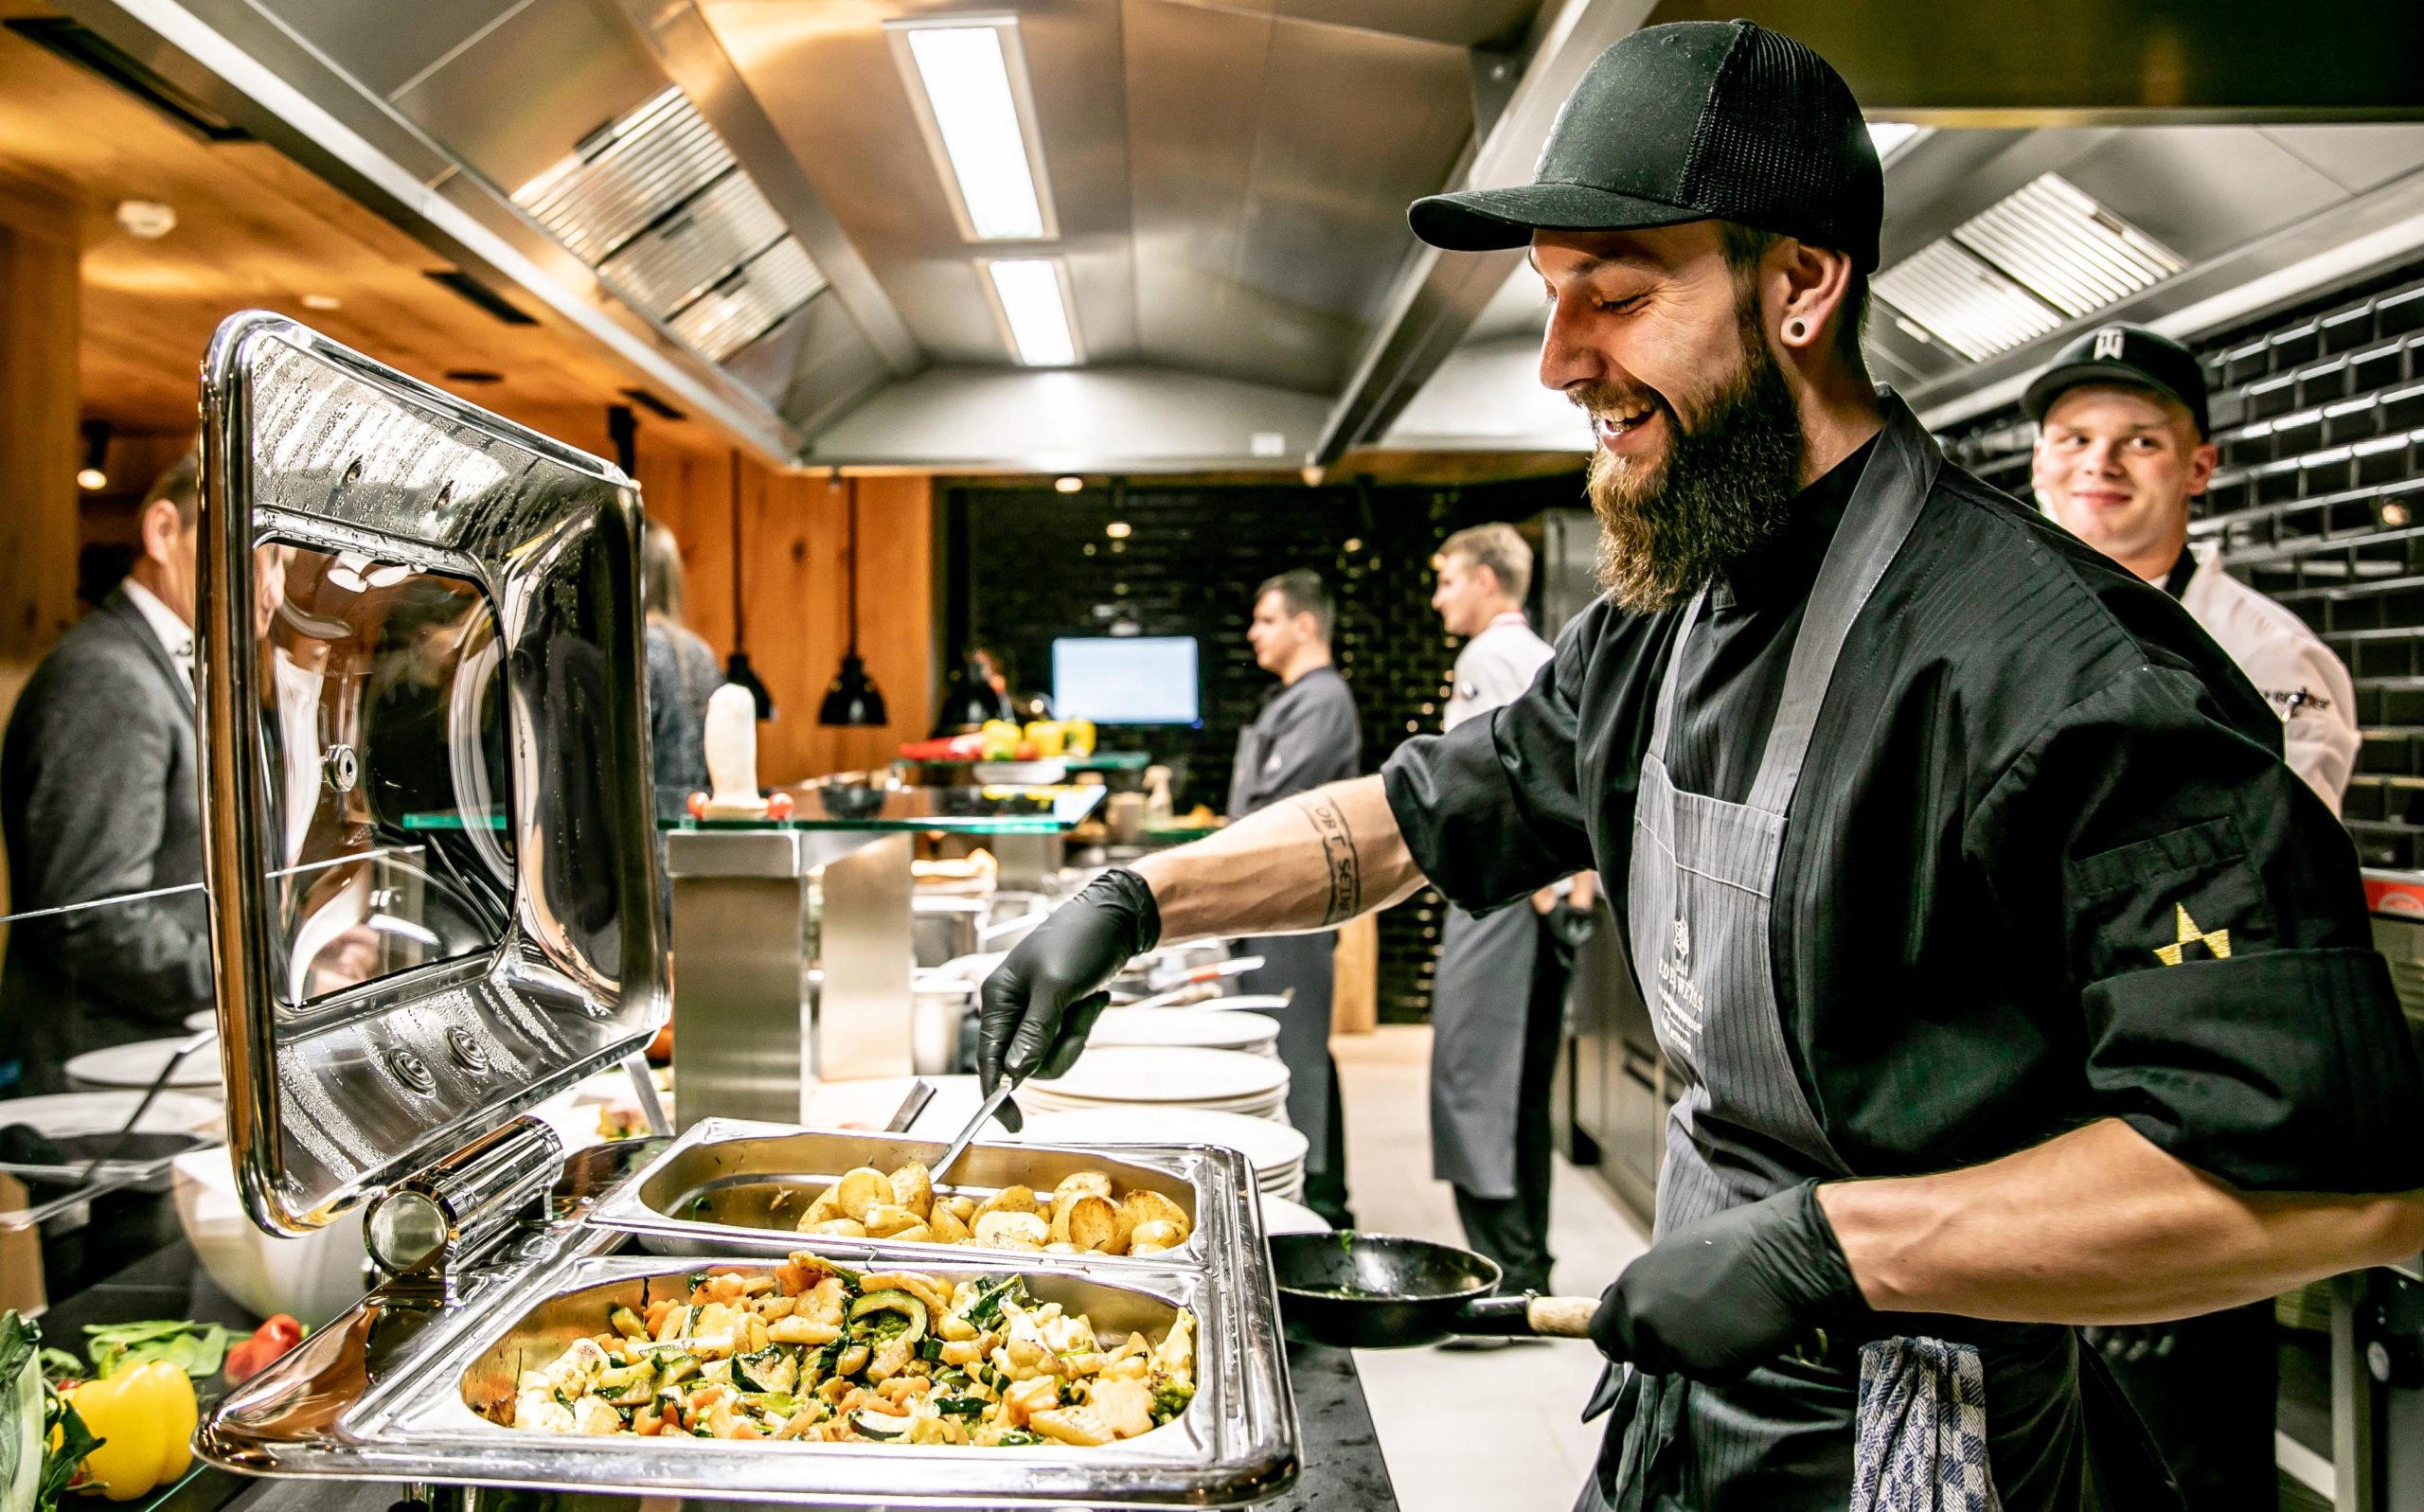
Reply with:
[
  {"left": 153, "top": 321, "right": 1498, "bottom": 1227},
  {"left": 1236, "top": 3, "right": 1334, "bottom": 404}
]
[
  {"left": 722, "top": 450, "right": 775, "bottom": 720},
  {"left": 819, "top": 476, "right": 887, "bottom": 727}
]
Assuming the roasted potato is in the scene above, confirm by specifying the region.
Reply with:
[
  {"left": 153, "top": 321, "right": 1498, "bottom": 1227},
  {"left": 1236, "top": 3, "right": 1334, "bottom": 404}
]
[
  {"left": 863, "top": 1203, "right": 924, "bottom": 1239},
  {"left": 888, "top": 1161, "right": 934, "bottom": 1220},
  {"left": 926, "top": 1203, "right": 971, "bottom": 1244},
  {"left": 974, "top": 1184, "right": 1039, "bottom": 1220},
  {"left": 806, "top": 1218, "right": 868, "bottom": 1238},
  {"left": 832, "top": 1167, "right": 892, "bottom": 1223},
  {"left": 971, "top": 1209, "right": 1048, "bottom": 1249},
  {"left": 886, "top": 1221, "right": 934, "bottom": 1246},
  {"left": 945, "top": 1194, "right": 979, "bottom": 1223},
  {"left": 1055, "top": 1170, "right": 1114, "bottom": 1203},
  {"left": 800, "top": 1189, "right": 842, "bottom": 1229},
  {"left": 1116, "top": 1189, "right": 1189, "bottom": 1247},
  {"left": 1063, "top": 1193, "right": 1121, "bottom": 1254},
  {"left": 1128, "top": 1218, "right": 1184, "bottom": 1252}
]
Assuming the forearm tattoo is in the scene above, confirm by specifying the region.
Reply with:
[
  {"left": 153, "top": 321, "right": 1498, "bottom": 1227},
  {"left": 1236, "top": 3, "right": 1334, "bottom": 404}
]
[{"left": 1299, "top": 793, "right": 1363, "bottom": 926}]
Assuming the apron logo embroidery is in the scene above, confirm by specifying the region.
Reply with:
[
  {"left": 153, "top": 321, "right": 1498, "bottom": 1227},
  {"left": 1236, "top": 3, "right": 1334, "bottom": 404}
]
[
  {"left": 2153, "top": 902, "right": 2231, "bottom": 966},
  {"left": 1656, "top": 916, "right": 1703, "bottom": 1051}
]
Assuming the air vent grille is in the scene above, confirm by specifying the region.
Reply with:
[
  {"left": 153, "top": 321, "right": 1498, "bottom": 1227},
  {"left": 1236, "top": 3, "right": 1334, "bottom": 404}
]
[
  {"left": 513, "top": 88, "right": 734, "bottom": 265},
  {"left": 597, "top": 169, "right": 787, "bottom": 317},
  {"left": 1877, "top": 173, "right": 2187, "bottom": 363},
  {"left": 668, "top": 240, "right": 828, "bottom": 363},
  {"left": 514, "top": 85, "right": 826, "bottom": 366},
  {"left": 1873, "top": 241, "right": 2062, "bottom": 362},
  {"left": 1952, "top": 173, "right": 2185, "bottom": 318}
]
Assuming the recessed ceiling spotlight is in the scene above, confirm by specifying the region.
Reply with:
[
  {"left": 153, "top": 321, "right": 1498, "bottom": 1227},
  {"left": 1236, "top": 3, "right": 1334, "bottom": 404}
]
[
  {"left": 1054, "top": 475, "right": 1083, "bottom": 493},
  {"left": 77, "top": 420, "right": 109, "bottom": 491},
  {"left": 114, "top": 200, "right": 176, "bottom": 240},
  {"left": 1105, "top": 521, "right": 1132, "bottom": 540},
  {"left": 301, "top": 294, "right": 342, "bottom": 311}
]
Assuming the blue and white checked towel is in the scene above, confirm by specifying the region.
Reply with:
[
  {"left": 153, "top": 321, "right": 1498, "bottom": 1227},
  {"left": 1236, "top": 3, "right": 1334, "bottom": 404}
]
[{"left": 1851, "top": 1336, "right": 2002, "bottom": 1512}]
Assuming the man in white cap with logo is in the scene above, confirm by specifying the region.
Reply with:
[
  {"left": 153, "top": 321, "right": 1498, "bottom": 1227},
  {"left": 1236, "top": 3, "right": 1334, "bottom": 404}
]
[
  {"left": 980, "top": 20, "right": 2424, "bottom": 1509},
  {"left": 2028, "top": 324, "right": 2362, "bottom": 1509}
]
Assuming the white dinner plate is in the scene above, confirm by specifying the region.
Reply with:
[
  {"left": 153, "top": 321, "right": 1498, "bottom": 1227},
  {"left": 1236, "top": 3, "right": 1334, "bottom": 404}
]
[
  {"left": 1087, "top": 1009, "right": 1281, "bottom": 1053},
  {"left": 0, "top": 1090, "right": 223, "bottom": 1139},
  {"left": 184, "top": 1010, "right": 217, "bottom": 1033},
  {"left": 63, "top": 1038, "right": 223, "bottom": 1092},
  {"left": 1258, "top": 1195, "right": 1330, "bottom": 1236},
  {"left": 1027, "top": 1047, "right": 1288, "bottom": 1106},
  {"left": 1009, "top": 1106, "right": 1310, "bottom": 1176}
]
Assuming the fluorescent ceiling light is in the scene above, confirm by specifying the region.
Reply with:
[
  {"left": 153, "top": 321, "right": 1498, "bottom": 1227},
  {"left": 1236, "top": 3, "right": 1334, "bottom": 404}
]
[
  {"left": 1952, "top": 172, "right": 2185, "bottom": 318},
  {"left": 1874, "top": 240, "right": 2063, "bottom": 362},
  {"left": 889, "top": 19, "right": 1056, "bottom": 241},
  {"left": 985, "top": 258, "right": 1079, "bottom": 366}
]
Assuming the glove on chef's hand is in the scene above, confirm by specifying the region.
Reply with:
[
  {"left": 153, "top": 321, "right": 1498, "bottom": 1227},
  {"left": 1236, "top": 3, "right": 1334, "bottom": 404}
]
[
  {"left": 1590, "top": 1179, "right": 1870, "bottom": 1384},
  {"left": 977, "top": 869, "right": 1162, "bottom": 1130}
]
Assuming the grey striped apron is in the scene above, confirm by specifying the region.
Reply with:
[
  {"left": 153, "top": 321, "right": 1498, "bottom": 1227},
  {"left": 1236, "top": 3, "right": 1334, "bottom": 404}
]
[{"left": 1582, "top": 399, "right": 1993, "bottom": 1511}]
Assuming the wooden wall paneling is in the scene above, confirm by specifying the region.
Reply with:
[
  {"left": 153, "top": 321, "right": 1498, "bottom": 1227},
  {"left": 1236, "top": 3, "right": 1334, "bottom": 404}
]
[
  {"left": 626, "top": 450, "right": 931, "bottom": 787},
  {"left": 0, "top": 171, "right": 81, "bottom": 696}
]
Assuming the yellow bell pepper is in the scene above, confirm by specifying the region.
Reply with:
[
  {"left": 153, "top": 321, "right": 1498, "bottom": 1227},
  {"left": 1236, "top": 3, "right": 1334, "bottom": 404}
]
[
  {"left": 65, "top": 1361, "right": 194, "bottom": 1500},
  {"left": 1065, "top": 719, "right": 1096, "bottom": 756},
  {"left": 1025, "top": 720, "right": 1066, "bottom": 757}
]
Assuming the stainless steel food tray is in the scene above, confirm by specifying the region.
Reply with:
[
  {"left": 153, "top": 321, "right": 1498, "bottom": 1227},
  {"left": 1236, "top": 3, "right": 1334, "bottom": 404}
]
[
  {"left": 199, "top": 1148, "right": 1298, "bottom": 1508},
  {"left": 590, "top": 1118, "right": 1219, "bottom": 1268}
]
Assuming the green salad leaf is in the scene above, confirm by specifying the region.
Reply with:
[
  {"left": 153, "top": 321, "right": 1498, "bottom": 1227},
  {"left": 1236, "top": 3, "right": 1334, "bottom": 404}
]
[{"left": 84, "top": 1319, "right": 233, "bottom": 1380}]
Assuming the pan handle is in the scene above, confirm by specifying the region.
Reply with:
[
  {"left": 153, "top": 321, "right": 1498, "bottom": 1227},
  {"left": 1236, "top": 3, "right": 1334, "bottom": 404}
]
[{"left": 1457, "top": 1292, "right": 1599, "bottom": 1339}]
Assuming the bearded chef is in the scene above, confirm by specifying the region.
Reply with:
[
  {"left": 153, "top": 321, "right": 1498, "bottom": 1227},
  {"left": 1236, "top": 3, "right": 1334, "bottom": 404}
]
[{"left": 979, "top": 20, "right": 2424, "bottom": 1510}]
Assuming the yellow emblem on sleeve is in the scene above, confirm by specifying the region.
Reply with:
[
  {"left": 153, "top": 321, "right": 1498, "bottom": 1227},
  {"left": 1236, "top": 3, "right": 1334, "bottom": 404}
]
[{"left": 2153, "top": 903, "right": 2232, "bottom": 967}]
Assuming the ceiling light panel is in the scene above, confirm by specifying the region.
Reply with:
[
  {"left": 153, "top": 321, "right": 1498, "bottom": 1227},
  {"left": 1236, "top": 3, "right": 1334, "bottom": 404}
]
[
  {"left": 669, "top": 239, "right": 829, "bottom": 363},
  {"left": 888, "top": 18, "right": 1058, "bottom": 242},
  {"left": 1952, "top": 172, "right": 2185, "bottom": 318},
  {"left": 597, "top": 168, "right": 787, "bottom": 318},
  {"left": 1874, "top": 240, "right": 2063, "bottom": 362},
  {"left": 985, "top": 258, "right": 1080, "bottom": 366},
  {"left": 514, "top": 87, "right": 733, "bottom": 263}
]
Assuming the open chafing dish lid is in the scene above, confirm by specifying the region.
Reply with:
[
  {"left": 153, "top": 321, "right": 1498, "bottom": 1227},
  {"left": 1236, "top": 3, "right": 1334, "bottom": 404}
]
[{"left": 197, "top": 312, "right": 665, "bottom": 1236}]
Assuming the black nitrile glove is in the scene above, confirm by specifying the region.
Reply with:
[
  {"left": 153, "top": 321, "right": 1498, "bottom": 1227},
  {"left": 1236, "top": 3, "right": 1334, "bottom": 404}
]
[
  {"left": 1590, "top": 1179, "right": 1869, "bottom": 1384},
  {"left": 1544, "top": 899, "right": 1598, "bottom": 952},
  {"left": 976, "top": 868, "right": 1161, "bottom": 1130}
]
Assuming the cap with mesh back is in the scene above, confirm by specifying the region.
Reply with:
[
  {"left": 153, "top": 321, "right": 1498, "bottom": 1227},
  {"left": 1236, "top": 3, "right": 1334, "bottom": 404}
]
[{"left": 1409, "top": 20, "right": 1881, "bottom": 270}]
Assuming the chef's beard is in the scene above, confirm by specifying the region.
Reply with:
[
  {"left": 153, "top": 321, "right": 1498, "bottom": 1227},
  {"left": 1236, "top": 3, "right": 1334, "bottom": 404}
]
[{"left": 1584, "top": 321, "right": 1806, "bottom": 614}]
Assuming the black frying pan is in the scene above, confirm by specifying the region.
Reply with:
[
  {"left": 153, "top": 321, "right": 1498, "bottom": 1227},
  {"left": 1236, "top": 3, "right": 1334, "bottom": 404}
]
[{"left": 1268, "top": 1232, "right": 1598, "bottom": 1348}]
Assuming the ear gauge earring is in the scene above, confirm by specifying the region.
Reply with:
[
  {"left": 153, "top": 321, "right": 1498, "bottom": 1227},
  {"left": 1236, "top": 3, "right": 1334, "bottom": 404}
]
[{"left": 1786, "top": 318, "right": 1809, "bottom": 343}]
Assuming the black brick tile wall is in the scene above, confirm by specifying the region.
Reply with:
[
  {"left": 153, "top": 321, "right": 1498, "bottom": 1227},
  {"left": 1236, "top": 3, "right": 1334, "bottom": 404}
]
[
  {"left": 949, "top": 472, "right": 1588, "bottom": 1022},
  {"left": 1942, "top": 259, "right": 2424, "bottom": 870}
]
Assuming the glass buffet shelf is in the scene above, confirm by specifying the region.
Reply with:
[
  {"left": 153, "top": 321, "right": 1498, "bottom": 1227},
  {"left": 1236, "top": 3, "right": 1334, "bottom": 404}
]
[
  {"left": 892, "top": 751, "right": 1150, "bottom": 774},
  {"left": 660, "top": 783, "right": 1105, "bottom": 834}
]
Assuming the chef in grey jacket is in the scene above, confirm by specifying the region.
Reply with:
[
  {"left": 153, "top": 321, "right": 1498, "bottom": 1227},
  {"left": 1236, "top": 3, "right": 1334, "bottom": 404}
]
[
  {"left": 1227, "top": 569, "right": 1361, "bottom": 1226},
  {"left": 1427, "top": 523, "right": 1596, "bottom": 1300},
  {"left": 0, "top": 455, "right": 212, "bottom": 1095}
]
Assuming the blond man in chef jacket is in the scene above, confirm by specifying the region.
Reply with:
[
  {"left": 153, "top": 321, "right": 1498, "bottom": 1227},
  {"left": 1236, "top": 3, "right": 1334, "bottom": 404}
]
[
  {"left": 2030, "top": 322, "right": 2361, "bottom": 1511},
  {"left": 2031, "top": 322, "right": 2360, "bottom": 812}
]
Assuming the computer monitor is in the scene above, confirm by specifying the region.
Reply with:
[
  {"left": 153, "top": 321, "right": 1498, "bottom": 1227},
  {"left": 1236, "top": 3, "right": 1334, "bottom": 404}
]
[{"left": 1051, "top": 636, "right": 1201, "bottom": 726}]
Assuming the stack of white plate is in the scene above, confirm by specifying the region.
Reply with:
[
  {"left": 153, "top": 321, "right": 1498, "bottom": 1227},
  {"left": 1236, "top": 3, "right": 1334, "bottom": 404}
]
[
  {"left": 1022, "top": 1046, "right": 1290, "bottom": 1122},
  {"left": 63, "top": 1037, "right": 223, "bottom": 1095},
  {"left": 1087, "top": 1008, "right": 1281, "bottom": 1058},
  {"left": 1258, "top": 1194, "right": 1330, "bottom": 1236},
  {"left": 1009, "top": 1107, "right": 1310, "bottom": 1201}
]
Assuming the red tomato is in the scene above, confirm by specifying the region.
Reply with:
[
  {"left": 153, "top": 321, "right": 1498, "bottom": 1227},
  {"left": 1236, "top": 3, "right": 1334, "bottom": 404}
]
[
  {"left": 225, "top": 1315, "right": 305, "bottom": 1384},
  {"left": 686, "top": 791, "right": 707, "bottom": 819},
  {"left": 766, "top": 792, "right": 795, "bottom": 819}
]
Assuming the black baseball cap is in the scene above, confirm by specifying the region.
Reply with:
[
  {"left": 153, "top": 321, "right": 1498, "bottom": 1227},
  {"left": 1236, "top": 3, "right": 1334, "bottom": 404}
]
[
  {"left": 1408, "top": 20, "right": 1881, "bottom": 271},
  {"left": 2023, "top": 324, "right": 2211, "bottom": 438}
]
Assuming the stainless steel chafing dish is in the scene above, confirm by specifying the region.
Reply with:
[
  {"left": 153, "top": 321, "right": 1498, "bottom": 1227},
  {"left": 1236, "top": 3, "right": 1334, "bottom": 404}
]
[
  {"left": 187, "top": 312, "right": 1300, "bottom": 1507},
  {"left": 590, "top": 1119, "right": 1217, "bottom": 1268}
]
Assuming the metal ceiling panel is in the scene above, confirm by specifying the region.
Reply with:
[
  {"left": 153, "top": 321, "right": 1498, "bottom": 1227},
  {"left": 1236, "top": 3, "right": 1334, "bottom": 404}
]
[
  {"left": 703, "top": 1, "right": 1135, "bottom": 366},
  {"left": 1153, "top": 0, "right": 1539, "bottom": 48},
  {"left": 1875, "top": 240, "right": 2063, "bottom": 361},
  {"left": 2054, "top": 127, "right": 2353, "bottom": 262},
  {"left": 2260, "top": 125, "right": 2424, "bottom": 196},
  {"left": 385, "top": 0, "right": 668, "bottom": 199},
  {"left": 1950, "top": 172, "right": 2183, "bottom": 318},
  {"left": 247, "top": 0, "right": 528, "bottom": 100}
]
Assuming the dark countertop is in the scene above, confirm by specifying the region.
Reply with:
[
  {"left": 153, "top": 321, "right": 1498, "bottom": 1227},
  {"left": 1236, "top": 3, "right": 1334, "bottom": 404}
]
[{"left": 38, "top": 1236, "right": 1398, "bottom": 1512}]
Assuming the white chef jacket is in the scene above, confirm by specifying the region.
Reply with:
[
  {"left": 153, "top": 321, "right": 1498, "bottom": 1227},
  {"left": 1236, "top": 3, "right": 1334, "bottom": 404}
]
[
  {"left": 2177, "top": 540, "right": 2360, "bottom": 814},
  {"left": 1444, "top": 612, "right": 1553, "bottom": 732}
]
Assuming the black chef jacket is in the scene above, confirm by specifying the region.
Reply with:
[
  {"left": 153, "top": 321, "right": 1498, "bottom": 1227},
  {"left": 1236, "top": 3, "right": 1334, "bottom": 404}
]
[{"left": 1383, "top": 439, "right": 2424, "bottom": 1199}]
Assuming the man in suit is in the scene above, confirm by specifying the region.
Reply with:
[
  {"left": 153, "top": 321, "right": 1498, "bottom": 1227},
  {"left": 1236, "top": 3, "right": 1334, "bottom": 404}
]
[{"left": 0, "top": 454, "right": 212, "bottom": 1095}]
